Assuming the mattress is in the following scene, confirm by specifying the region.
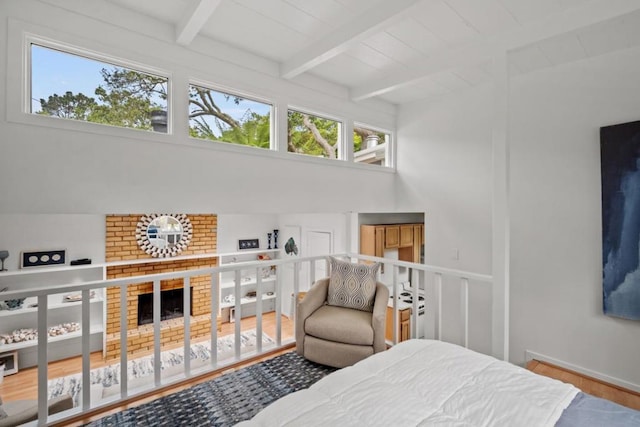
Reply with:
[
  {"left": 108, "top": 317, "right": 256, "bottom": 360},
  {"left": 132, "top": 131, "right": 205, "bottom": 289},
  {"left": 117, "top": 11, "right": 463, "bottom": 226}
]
[{"left": 238, "top": 339, "right": 583, "bottom": 426}]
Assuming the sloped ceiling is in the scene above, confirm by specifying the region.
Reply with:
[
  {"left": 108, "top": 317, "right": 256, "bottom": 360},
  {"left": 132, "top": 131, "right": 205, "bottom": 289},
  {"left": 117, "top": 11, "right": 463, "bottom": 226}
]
[{"left": 101, "top": 0, "right": 640, "bottom": 105}]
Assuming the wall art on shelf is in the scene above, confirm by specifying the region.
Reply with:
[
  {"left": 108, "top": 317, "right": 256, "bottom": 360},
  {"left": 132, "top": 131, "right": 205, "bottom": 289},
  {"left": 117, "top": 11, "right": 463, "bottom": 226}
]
[
  {"left": 238, "top": 239, "right": 259, "bottom": 250},
  {"left": 21, "top": 249, "right": 66, "bottom": 268},
  {"left": 601, "top": 120, "right": 640, "bottom": 320}
]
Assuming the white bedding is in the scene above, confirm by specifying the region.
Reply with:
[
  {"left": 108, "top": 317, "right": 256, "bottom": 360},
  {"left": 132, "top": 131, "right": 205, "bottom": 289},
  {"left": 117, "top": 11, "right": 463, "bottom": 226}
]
[{"left": 239, "top": 339, "right": 579, "bottom": 426}]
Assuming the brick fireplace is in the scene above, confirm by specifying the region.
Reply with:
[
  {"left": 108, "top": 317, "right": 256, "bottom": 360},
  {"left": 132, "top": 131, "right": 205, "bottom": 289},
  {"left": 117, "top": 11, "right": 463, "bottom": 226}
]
[{"left": 104, "top": 214, "right": 220, "bottom": 360}]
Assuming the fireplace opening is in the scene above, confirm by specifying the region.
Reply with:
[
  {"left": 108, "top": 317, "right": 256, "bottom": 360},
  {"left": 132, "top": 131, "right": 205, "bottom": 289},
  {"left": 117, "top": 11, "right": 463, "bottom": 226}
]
[{"left": 137, "top": 288, "right": 193, "bottom": 326}]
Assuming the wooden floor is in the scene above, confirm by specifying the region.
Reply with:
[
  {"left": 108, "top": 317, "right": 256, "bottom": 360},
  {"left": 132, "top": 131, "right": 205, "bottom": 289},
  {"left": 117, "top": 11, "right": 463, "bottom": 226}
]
[
  {"left": 527, "top": 360, "right": 640, "bottom": 410},
  {"left": 0, "top": 312, "right": 294, "bottom": 405}
]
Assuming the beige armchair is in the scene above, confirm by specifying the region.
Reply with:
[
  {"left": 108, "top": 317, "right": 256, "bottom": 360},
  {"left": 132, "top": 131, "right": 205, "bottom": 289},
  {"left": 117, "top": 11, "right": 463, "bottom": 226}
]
[{"left": 296, "top": 278, "right": 389, "bottom": 368}]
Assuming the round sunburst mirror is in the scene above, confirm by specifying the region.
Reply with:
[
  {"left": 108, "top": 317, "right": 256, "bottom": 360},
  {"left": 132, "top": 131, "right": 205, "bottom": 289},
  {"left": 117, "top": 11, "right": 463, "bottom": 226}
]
[{"left": 136, "top": 214, "right": 192, "bottom": 258}]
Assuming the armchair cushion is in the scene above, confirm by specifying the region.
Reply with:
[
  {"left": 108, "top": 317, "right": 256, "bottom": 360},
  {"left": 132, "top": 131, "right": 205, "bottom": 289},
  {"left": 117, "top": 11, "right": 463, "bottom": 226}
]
[
  {"left": 327, "top": 257, "right": 380, "bottom": 312},
  {"left": 305, "top": 305, "right": 374, "bottom": 346}
]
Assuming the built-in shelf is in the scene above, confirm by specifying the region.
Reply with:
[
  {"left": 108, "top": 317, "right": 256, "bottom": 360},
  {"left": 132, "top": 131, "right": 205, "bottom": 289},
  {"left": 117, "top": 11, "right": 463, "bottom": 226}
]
[
  {"left": 220, "top": 293, "right": 277, "bottom": 309},
  {"left": 0, "top": 327, "right": 103, "bottom": 352},
  {"left": 220, "top": 276, "right": 276, "bottom": 289},
  {"left": 0, "top": 263, "right": 103, "bottom": 278},
  {"left": 0, "top": 296, "right": 104, "bottom": 317}
]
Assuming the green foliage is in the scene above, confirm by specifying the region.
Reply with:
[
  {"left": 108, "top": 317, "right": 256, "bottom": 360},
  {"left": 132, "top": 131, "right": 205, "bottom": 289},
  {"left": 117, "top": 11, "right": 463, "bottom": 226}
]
[
  {"left": 38, "top": 91, "right": 97, "bottom": 120},
  {"left": 288, "top": 111, "right": 338, "bottom": 158}
]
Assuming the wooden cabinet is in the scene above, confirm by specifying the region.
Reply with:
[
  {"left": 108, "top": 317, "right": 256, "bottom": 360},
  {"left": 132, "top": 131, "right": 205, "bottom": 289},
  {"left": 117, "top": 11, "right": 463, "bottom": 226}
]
[
  {"left": 399, "top": 225, "right": 413, "bottom": 247},
  {"left": 384, "top": 226, "right": 400, "bottom": 248},
  {"left": 413, "top": 225, "right": 422, "bottom": 263},
  {"left": 386, "top": 306, "right": 411, "bottom": 343},
  {"left": 360, "top": 225, "right": 385, "bottom": 258},
  {"left": 360, "top": 223, "right": 424, "bottom": 264}
]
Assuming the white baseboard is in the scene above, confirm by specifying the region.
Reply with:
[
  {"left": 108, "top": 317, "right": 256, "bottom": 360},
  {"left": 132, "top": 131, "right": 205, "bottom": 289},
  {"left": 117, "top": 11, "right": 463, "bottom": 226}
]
[{"left": 525, "top": 350, "right": 640, "bottom": 394}]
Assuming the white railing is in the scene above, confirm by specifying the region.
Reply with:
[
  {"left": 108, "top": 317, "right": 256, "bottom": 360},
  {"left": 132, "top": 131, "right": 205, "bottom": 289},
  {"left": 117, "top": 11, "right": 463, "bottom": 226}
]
[{"left": 0, "top": 253, "right": 492, "bottom": 426}]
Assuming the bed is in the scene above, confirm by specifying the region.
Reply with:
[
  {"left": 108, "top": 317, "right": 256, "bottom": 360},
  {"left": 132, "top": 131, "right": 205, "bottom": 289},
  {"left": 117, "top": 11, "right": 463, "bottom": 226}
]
[{"left": 238, "top": 339, "right": 640, "bottom": 426}]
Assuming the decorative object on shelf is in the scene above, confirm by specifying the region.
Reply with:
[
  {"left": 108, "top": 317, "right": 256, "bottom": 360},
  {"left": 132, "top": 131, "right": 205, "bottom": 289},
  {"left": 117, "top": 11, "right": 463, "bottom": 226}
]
[
  {"left": 282, "top": 226, "right": 301, "bottom": 259},
  {"left": 70, "top": 258, "right": 92, "bottom": 266},
  {"left": 0, "top": 287, "right": 26, "bottom": 311},
  {"left": 273, "top": 229, "right": 279, "bottom": 249},
  {"left": 63, "top": 291, "right": 96, "bottom": 302},
  {"left": 20, "top": 249, "right": 66, "bottom": 268},
  {"left": 0, "top": 350, "right": 18, "bottom": 376},
  {"left": 245, "top": 291, "right": 257, "bottom": 298},
  {"left": 1, "top": 298, "right": 26, "bottom": 311},
  {"left": 0, "top": 250, "right": 8, "bottom": 272},
  {"left": 0, "top": 322, "right": 81, "bottom": 345},
  {"left": 267, "top": 233, "right": 272, "bottom": 249},
  {"left": 136, "top": 214, "right": 192, "bottom": 258},
  {"left": 238, "top": 238, "right": 259, "bottom": 250}
]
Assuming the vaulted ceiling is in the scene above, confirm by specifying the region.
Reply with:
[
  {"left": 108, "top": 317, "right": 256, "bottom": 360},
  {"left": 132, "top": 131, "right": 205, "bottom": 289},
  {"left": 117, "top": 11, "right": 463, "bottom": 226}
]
[{"left": 105, "top": 0, "right": 640, "bottom": 105}]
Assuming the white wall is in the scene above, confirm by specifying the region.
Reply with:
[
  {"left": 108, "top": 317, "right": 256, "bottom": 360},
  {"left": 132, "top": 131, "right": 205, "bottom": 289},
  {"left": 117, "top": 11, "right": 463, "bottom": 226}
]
[
  {"left": 0, "top": 214, "right": 105, "bottom": 271},
  {"left": 277, "top": 213, "right": 347, "bottom": 316},
  {"left": 396, "top": 86, "right": 494, "bottom": 355},
  {"left": 0, "top": 1, "right": 397, "bottom": 216},
  {"left": 217, "top": 214, "right": 278, "bottom": 254},
  {"left": 509, "top": 46, "right": 640, "bottom": 388}
]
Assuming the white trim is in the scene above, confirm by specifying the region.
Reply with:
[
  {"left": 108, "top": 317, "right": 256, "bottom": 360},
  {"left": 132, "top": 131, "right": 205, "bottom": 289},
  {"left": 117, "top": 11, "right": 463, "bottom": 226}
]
[{"left": 525, "top": 350, "right": 640, "bottom": 394}]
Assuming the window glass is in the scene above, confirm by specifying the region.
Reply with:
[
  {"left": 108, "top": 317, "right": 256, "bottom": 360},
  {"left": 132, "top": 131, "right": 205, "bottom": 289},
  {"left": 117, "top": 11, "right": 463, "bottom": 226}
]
[
  {"left": 287, "top": 110, "right": 341, "bottom": 158},
  {"left": 189, "top": 84, "right": 271, "bottom": 148},
  {"left": 354, "top": 125, "right": 389, "bottom": 166},
  {"left": 31, "top": 44, "right": 168, "bottom": 132}
]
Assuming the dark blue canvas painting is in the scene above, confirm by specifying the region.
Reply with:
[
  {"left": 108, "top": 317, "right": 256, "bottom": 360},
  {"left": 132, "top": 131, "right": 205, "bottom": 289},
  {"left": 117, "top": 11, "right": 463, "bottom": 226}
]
[{"left": 601, "top": 120, "right": 640, "bottom": 320}]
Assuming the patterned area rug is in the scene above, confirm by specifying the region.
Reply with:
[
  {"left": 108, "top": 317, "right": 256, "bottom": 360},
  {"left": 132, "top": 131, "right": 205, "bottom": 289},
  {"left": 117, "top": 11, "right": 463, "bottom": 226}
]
[
  {"left": 48, "top": 329, "right": 274, "bottom": 406},
  {"left": 84, "top": 352, "right": 337, "bottom": 427}
]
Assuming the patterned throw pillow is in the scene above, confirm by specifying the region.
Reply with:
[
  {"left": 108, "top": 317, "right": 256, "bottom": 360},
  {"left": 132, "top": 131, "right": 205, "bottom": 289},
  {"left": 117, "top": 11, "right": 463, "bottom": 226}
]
[{"left": 327, "top": 256, "right": 380, "bottom": 312}]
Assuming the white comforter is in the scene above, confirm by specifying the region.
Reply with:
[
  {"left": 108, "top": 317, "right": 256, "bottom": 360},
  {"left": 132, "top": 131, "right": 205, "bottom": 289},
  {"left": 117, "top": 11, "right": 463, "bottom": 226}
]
[{"left": 239, "top": 339, "right": 579, "bottom": 426}]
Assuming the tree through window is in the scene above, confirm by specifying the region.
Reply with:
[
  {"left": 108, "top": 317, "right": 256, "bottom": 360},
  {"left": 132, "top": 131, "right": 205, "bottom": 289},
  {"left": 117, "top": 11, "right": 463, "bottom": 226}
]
[
  {"left": 31, "top": 44, "right": 168, "bottom": 132},
  {"left": 287, "top": 110, "right": 341, "bottom": 159}
]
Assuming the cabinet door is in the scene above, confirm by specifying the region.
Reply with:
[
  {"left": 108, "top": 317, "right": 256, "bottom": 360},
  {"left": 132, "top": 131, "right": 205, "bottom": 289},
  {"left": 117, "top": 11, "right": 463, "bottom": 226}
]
[
  {"left": 399, "top": 225, "right": 413, "bottom": 247},
  {"left": 374, "top": 227, "right": 385, "bottom": 257},
  {"left": 359, "top": 225, "right": 376, "bottom": 257},
  {"left": 413, "top": 225, "right": 422, "bottom": 263},
  {"left": 385, "top": 226, "right": 400, "bottom": 248}
]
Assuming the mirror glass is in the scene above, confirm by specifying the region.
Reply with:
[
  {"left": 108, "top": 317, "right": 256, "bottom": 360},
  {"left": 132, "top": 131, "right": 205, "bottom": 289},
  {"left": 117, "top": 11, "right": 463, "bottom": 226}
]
[{"left": 147, "top": 215, "right": 183, "bottom": 249}]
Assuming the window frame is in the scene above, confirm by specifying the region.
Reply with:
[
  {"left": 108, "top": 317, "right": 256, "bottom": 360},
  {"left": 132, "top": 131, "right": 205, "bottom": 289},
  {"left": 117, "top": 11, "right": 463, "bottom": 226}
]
[
  {"left": 286, "top": 106, "right": 345, "bottom": 161},
  {"left": 8, "top": 25, "right": 395, "bottom": 172},
  {"left": 353, "top": 122, "right": 394, "bottom": 169},
  {"left": 23, "top": 34, "right": 173, "bottom": 135},
  {"left": 187, "top": 80, "right": 275, "bottom": 151}
]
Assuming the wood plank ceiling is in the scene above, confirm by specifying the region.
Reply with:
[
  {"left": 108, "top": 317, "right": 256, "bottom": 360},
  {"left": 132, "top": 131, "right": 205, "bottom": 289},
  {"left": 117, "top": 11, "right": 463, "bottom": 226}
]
[{"left": 106, "top": 0, "right": 640, "bottom": 106}]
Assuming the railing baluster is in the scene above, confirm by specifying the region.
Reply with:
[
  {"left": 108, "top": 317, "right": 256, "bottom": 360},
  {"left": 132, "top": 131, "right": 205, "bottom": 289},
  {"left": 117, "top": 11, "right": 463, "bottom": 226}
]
[
  {"left": 256, "top": 268, "right": 263, "bottom": 354},
  {"left": 310, "top": 259, "right": 316, "bottom": 285},
  {"left": 210, "top": 273, "right": 219, "bottom": 368},
  {"left": 293, "top": 260, "right": 300, "bottom": 318},
  {"left": 37, "top": 295, "right": 48, "bottom": 426},
  {"left": 435, "top": 273, "right": 443, "bottom": 341},
  {"left": 411, "top": 270, "right": 418, "bottom": 339},
  {"left": 275, "top": 268, "right": 282, "bottom": 346},
  {"left": 183, "top": 277, "right": 191, "bottom": 376},
  {"left": 153, "top": 279, "right": 161, "bottom": 387},
  {"left": 461, "top": 278, "right": 469, "bottom": 348},
  {"left": 234, "top": 270, "right": 242, "bottom": 359},
  {"left": 392, "top": 265, "right": 398, "bottom": 345},
  {"left": 81, "top": 289, "right": 91, "bottom": 411},
  {"left": 120, "top": 285, "right": 128, "bottom": 399}
]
